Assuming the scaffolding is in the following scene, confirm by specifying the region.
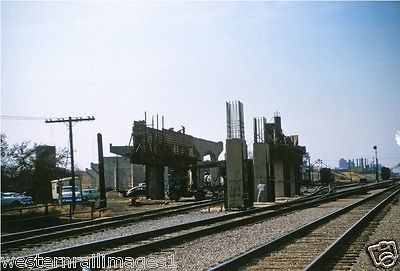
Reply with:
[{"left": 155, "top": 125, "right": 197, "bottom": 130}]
[{"left": 129, "top": 120, "right": 200, "bottom": 168}]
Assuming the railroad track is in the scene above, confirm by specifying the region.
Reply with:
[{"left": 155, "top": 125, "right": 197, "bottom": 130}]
[
  {"left": 304, "top": 192, "right": 399, "bottom": 271},
  {"left": 1, "top": 181, "right": 394, "bottom": 271},
  {"left": 1, "top": 198, "right": 223, "bottom": 248},
  {"left": 210, "top": 184, "right": 399, "bottom": 271},
  {"left": 1, "top": 181, "right": 395, "bottom": 271},
  {"left": 0, "top": 181, "right": 362, "bottom": 251}
]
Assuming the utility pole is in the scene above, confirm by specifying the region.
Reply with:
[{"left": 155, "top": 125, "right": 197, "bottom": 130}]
[
  {"left": 308, "top": 155, "right": 311, "bottom": 185},
  {"left": 349, "top": 162, "right": 353, "bottom": 182},
  {"left": 97, "top": 133, "right": 107, "bottom": 209},
  {"left": 115, "top": 155, "right": 119, "bottom": 191},
  {"left": 45, "top": 116, "right": 95, "bottom": 207},
  {"left": 373, "top": 146, "right": 379, "bottom": 182}
]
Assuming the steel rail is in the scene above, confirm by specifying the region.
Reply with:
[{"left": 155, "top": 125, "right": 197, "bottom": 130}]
[
  {"left": 0, "top": 183, "right": 331, "bottom": 248},
  {"left": 3, "top": 180, "right": 391, "bottom": 248},
  {"left": 31, "top": 184, "right": 396, "bottom": 271},
  {"left": 208, "top": 185, "right": 399, "bottom": 271},
  {"left": 1, "top": 198, "right": 222, "bottom": 242},
  {"left": 1, "top": 198, "right": 223, "bottom": 247},
  {"left": 304, "top": 188, "right": 400, "bottom": 271},
  {"left": 0, "top": 182, "right": 395, "bottom": 271}
]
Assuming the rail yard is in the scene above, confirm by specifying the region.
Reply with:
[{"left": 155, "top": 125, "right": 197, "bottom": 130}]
[
  {"left": 3, "top": 2, "right": 400, "bottom": 270},
  {"left": 1, "top": 180, "right": 399, "bottom": 270},
  {"left": 1, "top": 101, "right": 399, "bottom": 271},
  {"left": 1, "top": 101, "right": 400, "bottom": 271}
]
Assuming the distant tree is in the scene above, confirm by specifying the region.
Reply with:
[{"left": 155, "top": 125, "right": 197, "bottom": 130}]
[
  {"left": 56, "top": 147, "right": 70, "bottom": 168},
  {"left": 8, "top": 141, "right": 36, "bottom": 178},
  {"left": 1, "top": 134, "right": 71, "bottom": 202},
  {"left": 1, "top": 133, "right": 9, "bottom": 161},
  {"left": 1, "top": 134, "right": 36, "bottom": 192},
  {"left": 1, "top": 134, "right": 12, "bottom": 190}
]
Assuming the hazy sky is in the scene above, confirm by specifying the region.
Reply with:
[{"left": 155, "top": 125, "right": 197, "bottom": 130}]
[{"left": 2, "top": 1, "right": 400, "bottom": 169}]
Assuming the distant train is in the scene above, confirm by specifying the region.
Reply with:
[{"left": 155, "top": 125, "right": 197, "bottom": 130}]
[
  {"left": 381, "top": 167, "right": 391, "bottom": 180},
  {"left": 320, "top": 168, "right": 333, "bottom": 185}
]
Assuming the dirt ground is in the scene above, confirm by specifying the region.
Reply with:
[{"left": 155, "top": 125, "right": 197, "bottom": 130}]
[
  {"left": 102, "top": 191, "right": 202, "bottom": 217},
  {"left": 0, "top": 191, "right": 204, "bottom": 233}
]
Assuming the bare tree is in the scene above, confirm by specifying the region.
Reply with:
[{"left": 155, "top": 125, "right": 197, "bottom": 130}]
[{"left": 1, "top": 134, "right": 71, "bottom": 202}]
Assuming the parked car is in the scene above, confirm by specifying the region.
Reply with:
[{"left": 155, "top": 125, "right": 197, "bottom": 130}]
[
  {"left": 125, "top": 184, "right": 147, "bottom": 198},
  {"left": 82, "top": 188, "right": 100, "bottom": 201},
  {"left": 1, "top": 192, "right": 33, "bottom": 207}
]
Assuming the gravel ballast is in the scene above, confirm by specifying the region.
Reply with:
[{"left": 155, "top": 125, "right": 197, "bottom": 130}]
[
  {"left": 139, "top": 193, "right": 385, "bottom": 271},
  {"left": 351, "top": 198, "right": 400, "bottom": 271},
  {"left": 3, "top": 190, "right": 386, "bottom": 271},
  {"left": 3, "top": 208, "right": 229, "bottom": 258},
  {"left": 144, "top": 205, "right": 343, "bottom": 270}
]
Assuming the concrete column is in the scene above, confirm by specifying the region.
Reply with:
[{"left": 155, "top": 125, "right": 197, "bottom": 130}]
[
  {"left": 105, "top": 169, "right": 114, "bottom": 190},
  {"left": 192, "top": 167, "right": 198, "bottom": 189},
  {"left": 164, "top": 167, "right": 169, "bottom": 192},
  {"left": 290, "top": 164, "right": 296, "bottom": 196},
  {"left": 243, "top": 159, "right": 254, "bottom": 205},
  {"left": 198, "top": 167, "right": 206, "bottom": 187},
  {"left": 294, "top": 162, "right": 301, "bottom": 195},
  {"left": 266, "top": 144, "right": 275, "bottom": 202},
  {"left": 172, "top": 168, "right": 188, "bottom": 187},
  {"left": 189, "top": 168, "right": 196, "bottom": 190},
  {"left": 266, "top": 163, "right": 275, "bottom": 202},
  {"left": 209, "top": 154, "right": 218, "bottom": 187},
  {"left": 209, "top": 168, "right": 219, "bottom": 186},
  {"left": 283, "top": 161, "right": 291, "bottom": 197},
  {"left": 226, "top": 139, "right": 246, "bottom": 209},
  {"left": 274, "top": 159, "right": 285, "bottom": 197},
  {"left": 113, "top": 166, "right": 118, "bottom": 191},
  {"left": 132, "top": 164, "right": 146, "bottom": 186},
  {"left": 130, "top": 164, "right": 134, "bottom": 188},
  {"left": 146, "top": 165, "right": 165, "bottom": 200},
  {"left": 253, "top": 143, "right": 268, "bottom": 201}
]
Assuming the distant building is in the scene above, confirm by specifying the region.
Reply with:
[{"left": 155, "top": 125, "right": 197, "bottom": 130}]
[
  {"left": 254, "top": 114, "right": 306, "bottom": 199},
  {"left": 34, "top": 145, "right": 57, "bottom": 200},
  {"left": 338, "top": 159, "right": 348, "bottom": 169},
  {"left": 392, "top": 164, "right": 400, "bottom": 177},
  {"left": 90, "top": 157, "right": 145, "bottom": 191},
  {"left": 76, "top": 170, "right": 97, "bottom": 189},
  {"left": 338, "top": 157, "right": 385, "bottom": 173},
  {"left": 35, "top": 145, "right": 56, "bottom": 168}
]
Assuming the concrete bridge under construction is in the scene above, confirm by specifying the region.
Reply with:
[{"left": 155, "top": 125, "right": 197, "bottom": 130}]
[{"left": 109, "top": 101, "right": 306, "bottom": 207}]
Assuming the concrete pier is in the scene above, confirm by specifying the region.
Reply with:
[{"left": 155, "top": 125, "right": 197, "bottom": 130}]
[
  {"left": 225, "top": 139, "right": 247, "bottom": 209},
  {"left": 146, "top": 165, "right": 165, "bottom": 199},
  {"left": 253, "top": 143, "right": 268, "bottom": 201}
]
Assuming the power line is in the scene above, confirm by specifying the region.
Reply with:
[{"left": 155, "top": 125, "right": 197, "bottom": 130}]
[{"left": 1, "top": 115, "right": 48, "bottom": 120}]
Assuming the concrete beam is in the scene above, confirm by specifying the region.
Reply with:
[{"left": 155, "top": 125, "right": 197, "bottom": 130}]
[
  {"left": 109, "top": 144, "right": 134, "bottom": 157},
  {"left": 193, "top": 137, "right": 223, "bottom": 161},
  {"left": 274, "top": 159, "right": 285, "bottom": 197}
]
